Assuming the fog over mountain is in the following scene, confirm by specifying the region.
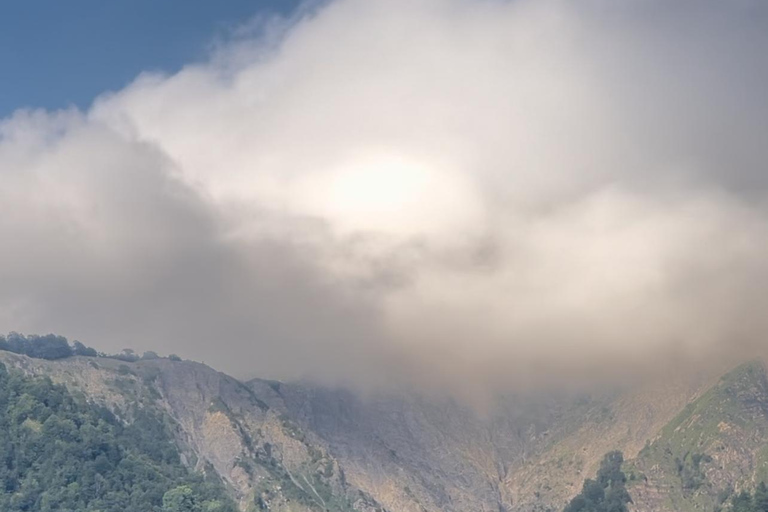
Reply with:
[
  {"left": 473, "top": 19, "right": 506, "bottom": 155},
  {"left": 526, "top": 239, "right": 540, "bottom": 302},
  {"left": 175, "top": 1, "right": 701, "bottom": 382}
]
[{"left": 2, "top": 0, "right": 768, "bottom": 393}]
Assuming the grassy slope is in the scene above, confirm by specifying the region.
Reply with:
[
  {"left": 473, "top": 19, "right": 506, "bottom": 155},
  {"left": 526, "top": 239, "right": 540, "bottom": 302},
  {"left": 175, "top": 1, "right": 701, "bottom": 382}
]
[{"left": 626, "top": 361, "right": 768, "bottom": 512}]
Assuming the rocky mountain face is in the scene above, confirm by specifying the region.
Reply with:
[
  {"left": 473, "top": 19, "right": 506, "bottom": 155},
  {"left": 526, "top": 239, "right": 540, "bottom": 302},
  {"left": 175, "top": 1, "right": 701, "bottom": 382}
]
[
  {"left": 272, "top": 369, "right": 718, "bottom": 512},
  {"left": 2, "top": 350, "right": 768, "bottom": 512}
]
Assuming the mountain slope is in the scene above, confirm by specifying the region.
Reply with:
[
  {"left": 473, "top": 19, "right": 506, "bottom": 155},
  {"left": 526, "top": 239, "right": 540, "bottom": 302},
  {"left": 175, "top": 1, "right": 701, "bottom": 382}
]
[
  {"left": 627, "top": 361, "right": 768, "bottom": 512},
  {"left": 0, "top": 359, "right": 237, "bottom": 511},
  {"left": 2, "top": 348, "right": 767, "bottom": 512},
  {"left": 270, "top": 370, "right": 717, "bottom": 512},
  {"left": 0, "top": 351, "right": 383, "bottom": 512}
]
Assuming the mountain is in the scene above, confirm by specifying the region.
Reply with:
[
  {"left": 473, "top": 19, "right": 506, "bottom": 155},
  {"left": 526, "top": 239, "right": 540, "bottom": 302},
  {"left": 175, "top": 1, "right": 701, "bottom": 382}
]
[
  {"left": 0, "top": 351, "right": 383, "bottom": 512},
  {"left": 628, "top": 361, "right": 768, "bottom": 512},
  {"left": 269, "top": 368, "right": 717, "bottom": 512},
  {"left": 1, "top": 348, "right": 767, "bottom": 512},
  {"left": 0, "top": 355, "right": 236, "bottom": 512}
]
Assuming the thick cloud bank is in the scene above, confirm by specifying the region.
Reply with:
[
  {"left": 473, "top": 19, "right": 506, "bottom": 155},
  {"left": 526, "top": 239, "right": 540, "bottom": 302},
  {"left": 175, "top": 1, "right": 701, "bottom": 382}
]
[{"left": 2, "top": 0, "right": 768, "bottom": 392}]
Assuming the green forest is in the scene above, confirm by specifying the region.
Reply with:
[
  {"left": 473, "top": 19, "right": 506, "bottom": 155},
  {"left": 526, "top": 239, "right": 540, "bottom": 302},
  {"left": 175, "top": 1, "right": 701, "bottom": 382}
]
[
  {"left": 0, "top": 332, "right": 180, "bottom": 363},
  {"left": 0, "top": 361, "right": 236, "bottom": 512}
]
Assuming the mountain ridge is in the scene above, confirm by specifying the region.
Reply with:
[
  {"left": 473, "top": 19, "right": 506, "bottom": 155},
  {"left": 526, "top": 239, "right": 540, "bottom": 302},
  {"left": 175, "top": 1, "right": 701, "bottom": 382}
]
[{"left": 0, "top": 348, "right": 765, "bottom": 512}]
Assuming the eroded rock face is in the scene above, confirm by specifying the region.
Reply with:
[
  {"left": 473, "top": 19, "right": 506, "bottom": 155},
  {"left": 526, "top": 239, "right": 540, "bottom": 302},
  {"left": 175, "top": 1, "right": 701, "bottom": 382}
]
[
  {"left": 3, "top": 350, "right": 768, "bottom": 512},
  {"left": 271, "top": 372, "right": 718, "bottom": 512}
]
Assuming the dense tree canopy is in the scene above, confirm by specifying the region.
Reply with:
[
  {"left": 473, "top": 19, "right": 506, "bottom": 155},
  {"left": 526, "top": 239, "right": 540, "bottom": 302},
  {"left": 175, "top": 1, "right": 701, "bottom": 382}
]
[
  {"left": 0, "top": 361, "right": 236, "bottom": 511},
  {"left": 0, "top": 333, "right": 76, "bottom": 360},
  {"left": 563, "top": 451, "right": 632, "bottom": 512},
  {"left": 0, "top": 332, "right": 182, "bottom": 364}
]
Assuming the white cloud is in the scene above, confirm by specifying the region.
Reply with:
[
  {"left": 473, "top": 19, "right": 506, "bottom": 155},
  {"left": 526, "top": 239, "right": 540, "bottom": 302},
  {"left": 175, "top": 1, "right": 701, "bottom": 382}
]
[{"left": 2, "top": 0, "right": 768, "bottom": 392}]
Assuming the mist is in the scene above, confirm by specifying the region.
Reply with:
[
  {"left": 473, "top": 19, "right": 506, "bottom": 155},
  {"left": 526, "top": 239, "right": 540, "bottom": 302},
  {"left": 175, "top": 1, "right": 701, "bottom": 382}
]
[{"left": 2, "top": 0, "right": 768, "bottom": 394}]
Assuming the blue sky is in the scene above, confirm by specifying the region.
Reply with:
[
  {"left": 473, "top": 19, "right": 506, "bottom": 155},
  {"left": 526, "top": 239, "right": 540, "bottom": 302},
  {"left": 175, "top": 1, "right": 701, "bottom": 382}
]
[{"left": 0, "top": 0, "right": 300, "bottom": 118}]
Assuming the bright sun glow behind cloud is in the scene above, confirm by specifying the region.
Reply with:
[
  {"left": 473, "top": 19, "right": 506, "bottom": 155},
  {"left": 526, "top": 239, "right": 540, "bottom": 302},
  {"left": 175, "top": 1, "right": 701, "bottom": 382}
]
[{"left": 293, "top": 153, "right": 481, "bottom": 237}]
